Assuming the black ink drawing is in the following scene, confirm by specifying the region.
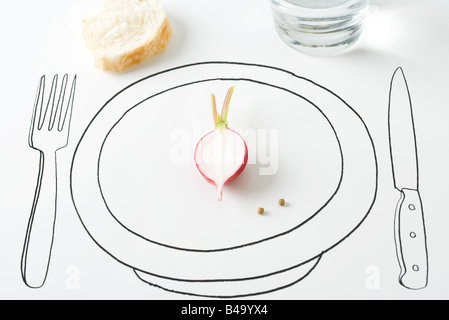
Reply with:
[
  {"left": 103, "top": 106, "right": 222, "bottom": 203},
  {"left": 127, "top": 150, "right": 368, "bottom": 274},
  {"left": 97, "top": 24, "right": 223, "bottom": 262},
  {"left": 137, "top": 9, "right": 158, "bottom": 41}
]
[
  {"left": 69, "top": 62, "right": 378, "bottom": 298},
  {"left": 21, "top": 74, "right": 77, "bottom": 288},
  {"left": 388, "top": 67, "right": 429, "bottom": 290}
]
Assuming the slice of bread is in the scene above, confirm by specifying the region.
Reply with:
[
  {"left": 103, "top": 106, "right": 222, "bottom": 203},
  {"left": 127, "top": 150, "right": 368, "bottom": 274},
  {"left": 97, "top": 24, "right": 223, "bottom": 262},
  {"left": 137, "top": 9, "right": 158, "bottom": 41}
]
[{"left": 83, "top": 0, "right": 172, "bottom": 72}]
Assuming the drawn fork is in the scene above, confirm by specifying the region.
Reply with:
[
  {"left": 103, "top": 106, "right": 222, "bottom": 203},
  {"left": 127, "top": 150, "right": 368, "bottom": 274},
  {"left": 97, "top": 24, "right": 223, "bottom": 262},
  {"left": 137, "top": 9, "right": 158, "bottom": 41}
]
[{"left": 21, "top": 74, "right": 77, "bottom": 288}]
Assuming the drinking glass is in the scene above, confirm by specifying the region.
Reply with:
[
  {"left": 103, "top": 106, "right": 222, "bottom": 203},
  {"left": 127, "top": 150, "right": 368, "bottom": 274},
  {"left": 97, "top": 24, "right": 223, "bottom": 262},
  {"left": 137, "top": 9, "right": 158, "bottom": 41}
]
[{"left": 270, "top": 0, "right": 371, "bottom": 56}]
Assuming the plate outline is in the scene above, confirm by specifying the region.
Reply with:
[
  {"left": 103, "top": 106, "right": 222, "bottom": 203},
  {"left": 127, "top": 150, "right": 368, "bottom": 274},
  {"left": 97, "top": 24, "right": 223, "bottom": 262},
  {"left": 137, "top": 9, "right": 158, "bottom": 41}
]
[{"left": 70, "top": 61, "right": 379, "bottom": 292}]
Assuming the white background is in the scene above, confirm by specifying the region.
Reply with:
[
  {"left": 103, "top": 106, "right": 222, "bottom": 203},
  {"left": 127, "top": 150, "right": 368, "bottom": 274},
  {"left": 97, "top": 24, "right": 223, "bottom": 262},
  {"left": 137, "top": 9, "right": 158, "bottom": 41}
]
[{"left": 1, "top": 0, "right": 448, "bottom": 299}]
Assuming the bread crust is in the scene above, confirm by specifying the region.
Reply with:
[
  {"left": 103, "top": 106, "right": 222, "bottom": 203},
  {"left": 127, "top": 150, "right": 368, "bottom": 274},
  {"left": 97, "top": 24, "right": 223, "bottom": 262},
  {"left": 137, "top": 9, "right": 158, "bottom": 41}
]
[{"left": 84, "top": 14, "right": 172, "bottom": 72}]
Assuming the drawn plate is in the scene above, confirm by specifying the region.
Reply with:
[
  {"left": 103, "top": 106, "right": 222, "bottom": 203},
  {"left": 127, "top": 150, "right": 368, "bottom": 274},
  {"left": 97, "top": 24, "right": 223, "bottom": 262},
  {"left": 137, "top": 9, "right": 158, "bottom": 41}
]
[{"left": 70, "top": 62, "right": 378, "bottom": 297}]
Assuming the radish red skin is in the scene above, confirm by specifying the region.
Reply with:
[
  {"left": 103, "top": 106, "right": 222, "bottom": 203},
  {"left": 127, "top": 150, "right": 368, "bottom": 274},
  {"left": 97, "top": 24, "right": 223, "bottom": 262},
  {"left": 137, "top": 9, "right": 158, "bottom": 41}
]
[
  {"left": 194, "top": 129, "right": 248, "bottom": 186},
  {"left": 194, "top": 87, "right": 248, "bottom": 201}
]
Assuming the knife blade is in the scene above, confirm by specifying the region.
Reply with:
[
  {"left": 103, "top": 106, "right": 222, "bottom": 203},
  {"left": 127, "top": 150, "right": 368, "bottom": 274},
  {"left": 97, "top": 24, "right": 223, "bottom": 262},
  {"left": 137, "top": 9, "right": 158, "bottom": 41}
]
[{"left": 388, "top": 67, "right": 428, "bottom": 290}]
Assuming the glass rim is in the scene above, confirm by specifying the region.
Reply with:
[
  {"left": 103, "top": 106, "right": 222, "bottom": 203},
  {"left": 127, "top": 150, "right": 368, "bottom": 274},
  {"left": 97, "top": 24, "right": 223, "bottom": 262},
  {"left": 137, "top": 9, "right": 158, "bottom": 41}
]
[{"left": 270, "top": 0, "right": 371, "bottom": 12}]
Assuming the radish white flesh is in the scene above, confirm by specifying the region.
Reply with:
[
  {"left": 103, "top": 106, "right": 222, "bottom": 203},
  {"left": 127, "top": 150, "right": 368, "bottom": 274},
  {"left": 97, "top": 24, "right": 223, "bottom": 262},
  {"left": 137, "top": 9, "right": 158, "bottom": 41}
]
[{"left": 194, "top": 87, "right": 248, "bottom": 201}]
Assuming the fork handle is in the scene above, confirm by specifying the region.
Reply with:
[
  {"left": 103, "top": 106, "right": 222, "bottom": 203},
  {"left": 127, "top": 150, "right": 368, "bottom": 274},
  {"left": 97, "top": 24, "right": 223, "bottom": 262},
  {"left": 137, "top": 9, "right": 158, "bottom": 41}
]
[{"left": 21, "top": 151, "right": 57, "bottom": 288}]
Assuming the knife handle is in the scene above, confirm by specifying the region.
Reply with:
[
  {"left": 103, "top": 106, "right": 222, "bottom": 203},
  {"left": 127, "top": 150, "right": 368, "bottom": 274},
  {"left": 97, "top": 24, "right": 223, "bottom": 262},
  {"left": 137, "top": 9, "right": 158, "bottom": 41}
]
[{"left": 395, "top": 188, "right": 429, "bottom": 290}]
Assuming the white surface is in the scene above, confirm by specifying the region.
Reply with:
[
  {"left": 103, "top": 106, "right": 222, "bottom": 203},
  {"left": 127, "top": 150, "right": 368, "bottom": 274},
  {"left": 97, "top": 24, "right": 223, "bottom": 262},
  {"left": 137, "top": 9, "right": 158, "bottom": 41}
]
[
  {"left": 69, "top": 62, "right": 377, "bottom": 298},
  {"left": 0, "top": 0, "right": 448, "bottom": 299}
]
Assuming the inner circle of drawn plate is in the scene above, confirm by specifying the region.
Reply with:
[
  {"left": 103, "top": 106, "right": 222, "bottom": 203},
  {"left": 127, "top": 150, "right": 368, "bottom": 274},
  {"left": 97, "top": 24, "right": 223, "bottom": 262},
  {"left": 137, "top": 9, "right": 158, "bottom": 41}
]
[
  {"left": 99, "top": 79, "right": 342, "bottom": 251},
  {"left": 71, "top": 62, "right": 378, "bottom": 283}
]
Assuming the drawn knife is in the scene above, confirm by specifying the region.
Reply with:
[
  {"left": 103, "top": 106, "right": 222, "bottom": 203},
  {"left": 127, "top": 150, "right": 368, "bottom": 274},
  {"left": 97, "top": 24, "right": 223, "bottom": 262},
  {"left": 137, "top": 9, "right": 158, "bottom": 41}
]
[{"left": 388, "top": 67, "right": 428, "bottom": 290}]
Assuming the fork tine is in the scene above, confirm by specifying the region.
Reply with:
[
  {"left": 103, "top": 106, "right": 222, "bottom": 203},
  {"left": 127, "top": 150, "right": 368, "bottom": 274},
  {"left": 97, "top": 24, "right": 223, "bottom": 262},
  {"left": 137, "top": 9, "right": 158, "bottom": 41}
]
[
  {"left": 52, "top": 74, "right": 68, "bottom": 131},
  {"left": 41, "top": 75, "right": 58, "bottom": 131},
  {"left": 29, "top": 76, "right": 45, "bottom": 146},
  {"left": 58, "top": 75, "right": 76, "bottom": 132}
]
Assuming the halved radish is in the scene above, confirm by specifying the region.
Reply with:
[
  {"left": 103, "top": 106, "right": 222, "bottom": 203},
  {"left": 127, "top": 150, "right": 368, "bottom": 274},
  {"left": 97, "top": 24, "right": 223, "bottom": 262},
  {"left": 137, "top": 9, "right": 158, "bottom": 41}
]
[{"left": 194, "top": 87, "right": 248, "bottom": 201}]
